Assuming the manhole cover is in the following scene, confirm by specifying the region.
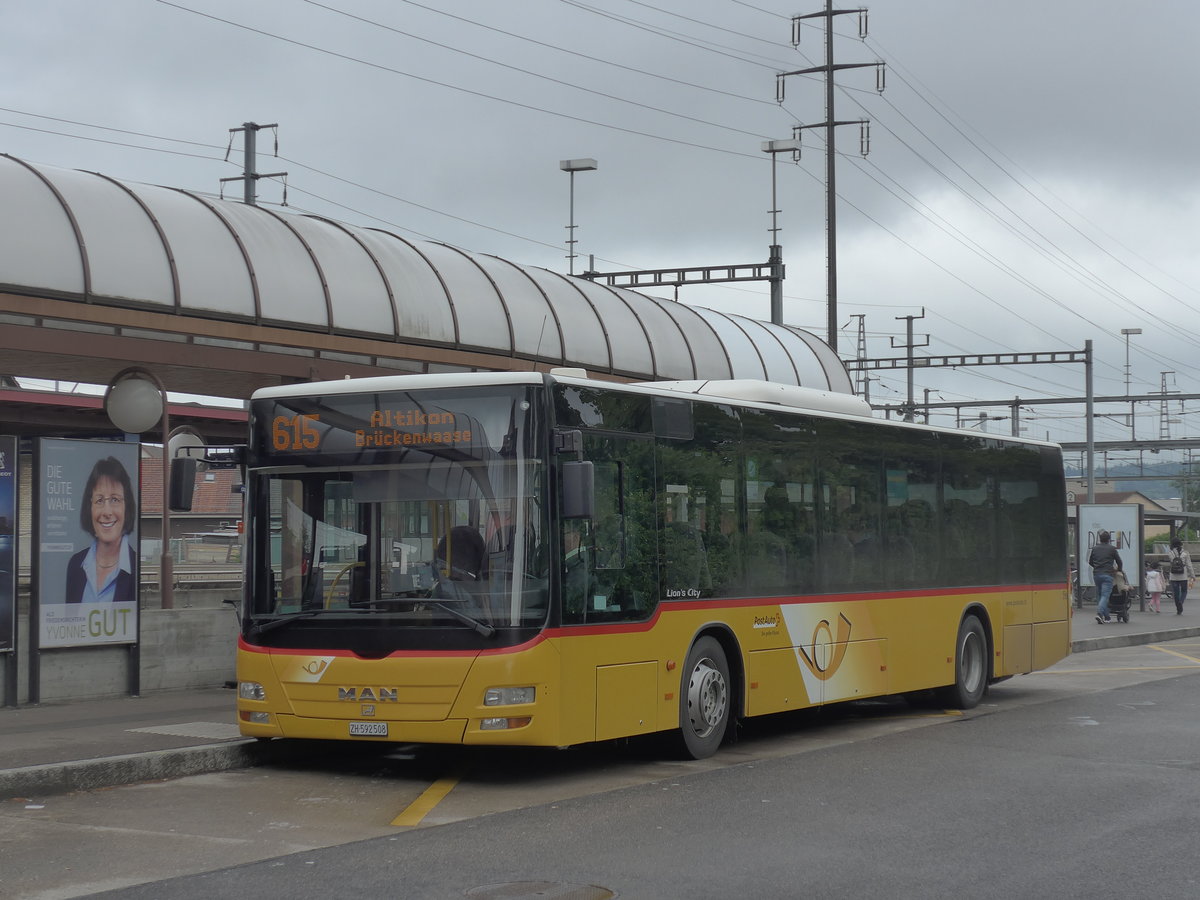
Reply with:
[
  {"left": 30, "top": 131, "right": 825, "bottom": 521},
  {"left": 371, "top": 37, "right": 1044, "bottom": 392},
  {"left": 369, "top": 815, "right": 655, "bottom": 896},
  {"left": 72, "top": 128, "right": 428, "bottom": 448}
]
[{"left": 465, "top": 882, "right": 615, "bottom": 899}]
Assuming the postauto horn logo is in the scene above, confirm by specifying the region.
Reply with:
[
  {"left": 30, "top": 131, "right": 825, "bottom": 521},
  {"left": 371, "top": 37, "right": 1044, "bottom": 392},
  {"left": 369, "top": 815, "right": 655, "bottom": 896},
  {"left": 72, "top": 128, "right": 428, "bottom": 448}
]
[{"left": 796, "top": 613, "right": 852, "bottom": 681}]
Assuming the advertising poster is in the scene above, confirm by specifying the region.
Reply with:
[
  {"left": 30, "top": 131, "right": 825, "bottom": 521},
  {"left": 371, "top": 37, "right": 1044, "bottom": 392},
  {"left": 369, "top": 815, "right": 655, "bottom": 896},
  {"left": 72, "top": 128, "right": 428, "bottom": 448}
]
[
  {"left": 37, "top": 438, "right": 140, "bottom": 647},
  {"left": 0, "top": 436, "right": 15, "bottom": 653},
  {"left": 1077, "top": 503, "right": 1142, "bottom": 589}
]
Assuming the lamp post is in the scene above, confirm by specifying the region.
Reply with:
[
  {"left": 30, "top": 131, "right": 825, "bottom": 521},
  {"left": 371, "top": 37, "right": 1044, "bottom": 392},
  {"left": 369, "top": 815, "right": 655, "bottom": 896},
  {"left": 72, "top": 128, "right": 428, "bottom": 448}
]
[
  {"left": 761, "top": 138, "right": 801, "bottom": 325},
  {"left": 104, "top": 367, "right": 174, "bottom": 610},
  {"left": 559, "top": 158, "right": 597, "bottom": 275},
  {"left": 1121, "top": 327, "right": 1142, "bottom": 438}
]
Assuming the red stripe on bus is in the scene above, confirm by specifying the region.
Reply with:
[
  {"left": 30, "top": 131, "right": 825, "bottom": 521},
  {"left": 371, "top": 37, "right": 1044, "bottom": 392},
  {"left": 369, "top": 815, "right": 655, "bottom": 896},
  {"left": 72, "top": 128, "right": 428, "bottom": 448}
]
[{"left": 238, "top": 583, "right": 1064, "bottom": 653}]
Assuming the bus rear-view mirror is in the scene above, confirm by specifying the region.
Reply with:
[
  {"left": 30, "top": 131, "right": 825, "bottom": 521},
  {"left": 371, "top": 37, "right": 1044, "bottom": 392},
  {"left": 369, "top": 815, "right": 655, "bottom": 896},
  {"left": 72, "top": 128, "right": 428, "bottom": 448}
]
[{"left": 562, "top": 460, "right": 595, "bottom": 519}]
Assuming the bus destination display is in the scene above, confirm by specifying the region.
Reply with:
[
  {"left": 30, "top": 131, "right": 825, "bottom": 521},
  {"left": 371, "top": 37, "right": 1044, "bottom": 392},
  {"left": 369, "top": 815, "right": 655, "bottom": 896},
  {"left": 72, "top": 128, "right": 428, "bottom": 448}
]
[{"left": 270, "top": 408, "right": 473, "bottom": 454}]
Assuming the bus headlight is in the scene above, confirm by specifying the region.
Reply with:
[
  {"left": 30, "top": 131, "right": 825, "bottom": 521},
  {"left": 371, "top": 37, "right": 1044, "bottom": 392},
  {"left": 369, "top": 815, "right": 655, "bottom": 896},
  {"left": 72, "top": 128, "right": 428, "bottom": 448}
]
[
  {"left": 484, "top": 686, "right": 535, "bottom": 706},
  {"left": 238, "top": 681, "right": 266, "bottom": 701}
]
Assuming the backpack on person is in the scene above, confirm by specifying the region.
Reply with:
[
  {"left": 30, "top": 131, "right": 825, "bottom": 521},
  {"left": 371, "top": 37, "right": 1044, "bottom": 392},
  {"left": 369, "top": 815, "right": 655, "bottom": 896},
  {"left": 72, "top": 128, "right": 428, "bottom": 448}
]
[{"left": 1170, "top": 552, "right": 1185, "bottom": 575}]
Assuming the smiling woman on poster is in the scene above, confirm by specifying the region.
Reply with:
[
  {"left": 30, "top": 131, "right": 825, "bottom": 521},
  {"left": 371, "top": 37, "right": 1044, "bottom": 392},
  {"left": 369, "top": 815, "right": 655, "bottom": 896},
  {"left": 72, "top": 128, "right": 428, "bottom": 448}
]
[{"left": 65, "top": 456, "right": 137, "bottom": 604}]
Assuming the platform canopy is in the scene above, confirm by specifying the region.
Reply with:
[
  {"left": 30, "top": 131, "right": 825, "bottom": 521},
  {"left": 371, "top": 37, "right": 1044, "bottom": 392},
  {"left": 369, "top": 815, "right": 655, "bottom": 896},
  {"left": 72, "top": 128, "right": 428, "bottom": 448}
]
[{"left": 0, "top": 154, "right": 852, "bottom": 393}]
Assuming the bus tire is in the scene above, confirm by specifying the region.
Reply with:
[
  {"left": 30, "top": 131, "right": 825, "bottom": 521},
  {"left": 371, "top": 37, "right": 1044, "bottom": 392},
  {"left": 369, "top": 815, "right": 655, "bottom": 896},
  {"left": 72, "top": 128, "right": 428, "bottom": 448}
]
[
  {"left": 678, "top": 636, "right": 731, "bottom": 759},
  {"left": 937, "top": 614, "right": 988, "bottom": 709}
]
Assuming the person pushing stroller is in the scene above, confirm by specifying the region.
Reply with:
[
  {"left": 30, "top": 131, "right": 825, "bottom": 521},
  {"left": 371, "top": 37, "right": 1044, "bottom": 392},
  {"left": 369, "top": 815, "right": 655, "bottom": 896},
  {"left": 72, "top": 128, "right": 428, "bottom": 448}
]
[{"left": 1088, "top": 530, "right": 1123, "bottom": 624}]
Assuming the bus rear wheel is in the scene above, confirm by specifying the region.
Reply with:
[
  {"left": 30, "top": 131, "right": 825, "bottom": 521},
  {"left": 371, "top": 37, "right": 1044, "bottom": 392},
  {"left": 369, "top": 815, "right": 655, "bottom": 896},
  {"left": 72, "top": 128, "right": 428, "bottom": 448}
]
[
  {"left": 937, "top": 614, "right": 988, "bottom": 709},
  {"left": 678, "top": 636, "right": 730, "bottom": 759}
]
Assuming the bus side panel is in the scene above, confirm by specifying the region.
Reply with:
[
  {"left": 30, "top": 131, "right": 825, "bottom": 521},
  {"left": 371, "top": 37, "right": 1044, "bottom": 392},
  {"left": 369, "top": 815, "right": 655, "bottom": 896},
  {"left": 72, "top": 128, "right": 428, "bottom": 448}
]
[
  {"left": 998, "top": 588, "right": 1033, "bottom": 677},
  {"left": 1032, "top": 584, "right": 1072, "bottom": 631},
  {"left": 595, "top": 661, "right": 659, "bottom": 740},
  {"left": 778, "top": 601, "right": 888, "bottom": 703},
  {"left": 868, "top": 593, "right": 970, "bottom": 695},
  {"left": 1030, "top": 580, "right": 1072, "bottom": 671},
  {"left": 999, "top": 586, "right": 1070, "bottom": 677},
  {"left": 1002, "top": 624, "right": 1033, "bottom": 674},
  {"left": 1033, "top": 620, "right": 1070, "bottom": 670},
  {"left": 746, "top": 637, "right": 888, "bottom": 713},
  {"left": 815, "top": 638, "right": 889, "bottom": 704},
  {"left": 548, "top": 608, "right": 753, "bottom": 745},
  {"left": 746, "top": 647, "right": 812, "bottom": 716}
]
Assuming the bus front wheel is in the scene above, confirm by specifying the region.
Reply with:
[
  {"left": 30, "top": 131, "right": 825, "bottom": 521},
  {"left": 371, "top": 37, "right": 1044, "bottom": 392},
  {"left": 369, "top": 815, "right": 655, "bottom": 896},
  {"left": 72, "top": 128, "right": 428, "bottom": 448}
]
[
  {"left": 937, "top": 614, "right": 988, "bottom": 709},
  {"left": 678, "top": 636, "right": 731, "bottom": 759}
]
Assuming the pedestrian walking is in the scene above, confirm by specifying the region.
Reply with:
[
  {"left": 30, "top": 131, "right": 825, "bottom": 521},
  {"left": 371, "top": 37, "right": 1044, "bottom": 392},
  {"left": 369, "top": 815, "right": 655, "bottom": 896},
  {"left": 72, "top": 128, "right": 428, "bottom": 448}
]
[
  {"left": 1144, "top": 560, "right": 1166, "bottom": 613},
  {"left": 1088, "top": 531, "right": 1123, "bottom": 624},
  {"left": 1166, "top": 536, "right": 1195, "bottom": 615}
]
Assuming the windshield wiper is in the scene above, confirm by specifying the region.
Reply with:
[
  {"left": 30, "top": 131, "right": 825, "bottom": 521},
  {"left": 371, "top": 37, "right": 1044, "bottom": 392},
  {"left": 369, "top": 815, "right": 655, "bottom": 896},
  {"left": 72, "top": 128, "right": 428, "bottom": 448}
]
[
  {"left": 431, "top": 602, "right": 495, "bottom": 638},
  {"left": 249, "top": 608, "right": 363, "bottom": 637}
]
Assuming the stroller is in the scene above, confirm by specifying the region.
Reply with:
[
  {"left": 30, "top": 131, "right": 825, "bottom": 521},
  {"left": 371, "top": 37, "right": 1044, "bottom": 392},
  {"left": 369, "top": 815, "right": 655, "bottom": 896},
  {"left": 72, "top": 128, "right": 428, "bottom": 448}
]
[{"left": 1107, "top": 570, "right": 1132, "bottom": 623}]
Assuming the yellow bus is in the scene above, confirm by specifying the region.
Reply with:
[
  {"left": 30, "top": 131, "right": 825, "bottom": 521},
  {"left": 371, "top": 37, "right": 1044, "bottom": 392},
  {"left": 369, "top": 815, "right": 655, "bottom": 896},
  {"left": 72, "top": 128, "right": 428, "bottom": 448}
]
[{"left": 200, "top": 371, "right": 1069, "bottom": 759}]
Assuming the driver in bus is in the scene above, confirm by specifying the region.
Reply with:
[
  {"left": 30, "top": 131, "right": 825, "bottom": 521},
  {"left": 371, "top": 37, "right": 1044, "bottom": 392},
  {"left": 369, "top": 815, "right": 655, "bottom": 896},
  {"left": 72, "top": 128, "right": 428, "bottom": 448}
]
[{"left": 435, "top": 526, "right": 486, "bottom": 581}]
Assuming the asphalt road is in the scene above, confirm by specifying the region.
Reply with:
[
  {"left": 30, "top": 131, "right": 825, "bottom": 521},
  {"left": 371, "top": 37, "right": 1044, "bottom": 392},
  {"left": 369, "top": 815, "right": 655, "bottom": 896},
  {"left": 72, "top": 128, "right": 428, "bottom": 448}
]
[{"left": 6, "top": 638, "right": 1200, "bottom": 900}]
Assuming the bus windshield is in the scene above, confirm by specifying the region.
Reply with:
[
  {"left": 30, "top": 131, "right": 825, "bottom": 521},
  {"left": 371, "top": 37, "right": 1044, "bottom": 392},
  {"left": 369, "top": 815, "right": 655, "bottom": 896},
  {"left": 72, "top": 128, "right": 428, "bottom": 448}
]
[{"left": 246, "top": 385, "right": 549, "bottom": 645}]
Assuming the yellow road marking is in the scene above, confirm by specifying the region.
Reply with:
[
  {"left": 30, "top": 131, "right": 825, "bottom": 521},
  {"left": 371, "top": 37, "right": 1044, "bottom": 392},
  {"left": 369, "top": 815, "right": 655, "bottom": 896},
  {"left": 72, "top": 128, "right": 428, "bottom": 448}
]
[
  {"left": 1148, "top": 644, "right": 1200, "bottom": 665},
  {"left": 391, "top": 775, "right": 462, "bottom": 827}
]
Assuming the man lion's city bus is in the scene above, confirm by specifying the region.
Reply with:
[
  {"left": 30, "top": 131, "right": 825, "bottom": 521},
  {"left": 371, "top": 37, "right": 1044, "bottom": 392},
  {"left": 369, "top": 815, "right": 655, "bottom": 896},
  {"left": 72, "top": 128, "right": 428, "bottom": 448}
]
[{"left": 186, "top": 370, "right": 1069, "bottom": 759}]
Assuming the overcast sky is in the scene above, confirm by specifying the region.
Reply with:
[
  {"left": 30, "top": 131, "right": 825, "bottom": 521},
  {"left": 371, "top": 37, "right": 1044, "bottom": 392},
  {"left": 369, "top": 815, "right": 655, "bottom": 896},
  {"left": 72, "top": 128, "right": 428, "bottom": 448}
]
[{"left": 3, "top": 0, "right": 1198, "bottom": 458}]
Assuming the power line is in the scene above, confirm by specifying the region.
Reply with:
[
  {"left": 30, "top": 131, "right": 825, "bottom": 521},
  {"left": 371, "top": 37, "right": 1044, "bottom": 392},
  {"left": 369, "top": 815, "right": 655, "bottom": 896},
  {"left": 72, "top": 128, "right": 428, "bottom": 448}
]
[
  {"left": 865, "top": 35, "right": 1200, "bottom": 305},
  {"left": 298, "top": 0, "right": 774, "bottom": 142},
  {"left": 387, "top": 0, "right": 778, "bottom": 106},
  {"left": 151, "top": 0, "right": 772, "bottom": 162},
  {"left": 558, "top": 0, "right": 797, "bottom": 69}
]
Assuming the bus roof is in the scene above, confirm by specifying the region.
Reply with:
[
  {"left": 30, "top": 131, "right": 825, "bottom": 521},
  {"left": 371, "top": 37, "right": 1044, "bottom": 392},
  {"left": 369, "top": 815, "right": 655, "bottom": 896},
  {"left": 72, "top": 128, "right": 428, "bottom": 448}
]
[{"left": 251, "top": 371, "right": 1061, "bottom": 450}]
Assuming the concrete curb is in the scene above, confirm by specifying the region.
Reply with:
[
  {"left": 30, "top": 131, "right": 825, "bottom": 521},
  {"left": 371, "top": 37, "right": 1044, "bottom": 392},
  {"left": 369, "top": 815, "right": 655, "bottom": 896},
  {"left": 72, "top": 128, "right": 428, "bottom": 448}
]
[
  {"left": 1071, "top": 624, "right": 1200, "bottom": 654},
  {"left": 0, "top": 739, "right": 301, "bottom": 801}
]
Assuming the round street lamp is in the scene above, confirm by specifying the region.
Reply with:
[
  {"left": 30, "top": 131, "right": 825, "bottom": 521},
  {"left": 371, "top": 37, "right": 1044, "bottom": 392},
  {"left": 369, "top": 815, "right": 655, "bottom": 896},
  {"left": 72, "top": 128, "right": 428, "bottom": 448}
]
[
  {"left": 559, "top": 158, "right": 597, "bottom": 276},
  {"left": 104, "top": 367, "right": 175, "bottom": 610}
]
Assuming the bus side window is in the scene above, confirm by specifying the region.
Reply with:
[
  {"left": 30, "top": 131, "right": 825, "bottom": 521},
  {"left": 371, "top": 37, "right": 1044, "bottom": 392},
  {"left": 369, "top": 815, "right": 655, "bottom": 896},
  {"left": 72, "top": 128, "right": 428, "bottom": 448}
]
[
  {"left": 562, "top": 519, "right": 593, "bottom": 621},
  {"left": 563, "top": 438, "right": 658, "bottom": 624},
  {"left": 593, "top": 461, "right": 625, "bottom": 571}
]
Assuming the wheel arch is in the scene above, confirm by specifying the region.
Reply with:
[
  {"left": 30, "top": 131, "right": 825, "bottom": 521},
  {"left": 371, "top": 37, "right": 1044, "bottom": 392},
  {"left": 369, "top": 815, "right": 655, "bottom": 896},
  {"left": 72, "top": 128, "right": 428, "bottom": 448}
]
[{"left": 960, "top": 602, "right": 996, "bottom": 683}]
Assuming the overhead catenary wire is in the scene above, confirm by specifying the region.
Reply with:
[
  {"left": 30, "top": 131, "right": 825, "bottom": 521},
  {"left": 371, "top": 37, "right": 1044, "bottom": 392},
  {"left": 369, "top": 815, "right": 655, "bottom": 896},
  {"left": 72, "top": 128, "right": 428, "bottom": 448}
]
[
  {"left": 150, "top": 0, "right": 774, "bottom": 163},
  {"left": 864, "top": 33, "right": 1200, "bottom": 306},
  {"left": 386, "top": 0, "right": 780, "bottom": 106}
]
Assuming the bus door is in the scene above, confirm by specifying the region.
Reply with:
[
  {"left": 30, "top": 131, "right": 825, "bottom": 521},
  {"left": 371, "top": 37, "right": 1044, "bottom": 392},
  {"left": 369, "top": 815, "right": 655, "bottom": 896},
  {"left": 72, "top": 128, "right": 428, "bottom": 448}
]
[
  {"left": 559, "top": 432, "right": 660, "bottom": 741},
  {"left": 560, "top": 433, "right": 657, "bottom": 626}
]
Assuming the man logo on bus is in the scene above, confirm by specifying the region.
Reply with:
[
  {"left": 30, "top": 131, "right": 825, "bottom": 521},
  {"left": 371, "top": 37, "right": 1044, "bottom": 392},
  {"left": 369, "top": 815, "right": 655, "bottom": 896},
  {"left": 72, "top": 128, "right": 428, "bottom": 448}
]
[
  {"left": 796, "top": 613, "right": 852, "bottom": 681},
  {"left": 338, "top": 687, "right": 399, "bottom": 702}
]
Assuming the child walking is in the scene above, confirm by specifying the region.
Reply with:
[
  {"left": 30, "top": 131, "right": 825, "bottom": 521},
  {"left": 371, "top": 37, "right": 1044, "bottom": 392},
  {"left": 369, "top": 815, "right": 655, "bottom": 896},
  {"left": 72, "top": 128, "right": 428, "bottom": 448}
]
[{"left": 1145, "top": 560, "right": 1166, "bottom": 613}]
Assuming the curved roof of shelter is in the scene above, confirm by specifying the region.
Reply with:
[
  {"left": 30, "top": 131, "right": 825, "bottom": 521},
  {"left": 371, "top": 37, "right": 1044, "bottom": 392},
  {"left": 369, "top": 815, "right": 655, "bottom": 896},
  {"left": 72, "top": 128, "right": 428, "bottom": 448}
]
[{"left": 0, "top": 154, "right": 851, "bottom": 392}]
